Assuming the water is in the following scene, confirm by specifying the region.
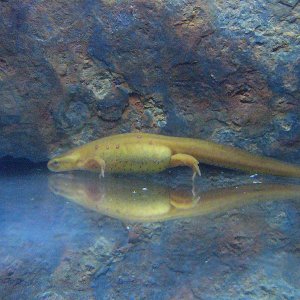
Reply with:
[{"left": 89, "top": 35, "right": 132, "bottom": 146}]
[{"left": 1, "top": 166, "right": 300, "bottom": 299}]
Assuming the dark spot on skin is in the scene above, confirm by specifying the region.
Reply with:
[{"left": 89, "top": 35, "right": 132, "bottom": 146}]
[{"left": 116, "top": 144, "right": 120, "bottom": 149}]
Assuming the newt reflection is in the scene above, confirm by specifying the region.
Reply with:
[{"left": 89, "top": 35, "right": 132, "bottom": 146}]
[{"left": 49, "top": 174, "right": 300, "bottom": 222}]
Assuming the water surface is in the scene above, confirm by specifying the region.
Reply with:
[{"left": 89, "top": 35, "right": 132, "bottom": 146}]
[{"left": 1, "top": 167, "right": 300, "bottom": 299}]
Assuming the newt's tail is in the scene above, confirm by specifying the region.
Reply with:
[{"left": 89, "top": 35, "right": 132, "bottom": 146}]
[{"left": 174, "top": 138, "right": 300, "bottom": 178}]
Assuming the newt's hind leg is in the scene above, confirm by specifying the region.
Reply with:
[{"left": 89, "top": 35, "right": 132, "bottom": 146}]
[{"left": 169, "top": 153, "right": 201, "bottom": 181}]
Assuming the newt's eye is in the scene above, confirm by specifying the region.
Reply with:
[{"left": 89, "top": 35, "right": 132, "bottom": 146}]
[
  {"left": 52, "top": 161, "right": 60, "bottom": 167},
  {"left": 48, "top": 160, "right": 60, "bottom": 169}
]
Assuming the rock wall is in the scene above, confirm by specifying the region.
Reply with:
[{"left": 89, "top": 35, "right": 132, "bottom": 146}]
[{"left": 0, "top": 0, "right": 299, "bottom": 161}]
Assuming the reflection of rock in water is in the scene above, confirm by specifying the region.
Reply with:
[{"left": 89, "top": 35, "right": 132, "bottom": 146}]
[
  {"left": 49, "top": 173, "right": 300, "bottom": 222},
  {"left": 51, "top": 236, "right": 115, "bottom": 291},
  {"left": 1, "top": 170, "right": 300, "bottom": 299}
]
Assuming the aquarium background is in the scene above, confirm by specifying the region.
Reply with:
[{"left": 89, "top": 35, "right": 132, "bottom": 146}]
[
  {"left": 1, "top": 1, "right": 300, "bottom": 300},
  {"left": 0, "top": 0, "right": 299, "bottom": 161}
]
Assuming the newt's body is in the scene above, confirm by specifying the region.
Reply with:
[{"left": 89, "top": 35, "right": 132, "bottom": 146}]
[{"left": 47, "top": 133, "right": 300, "bottom": 179}]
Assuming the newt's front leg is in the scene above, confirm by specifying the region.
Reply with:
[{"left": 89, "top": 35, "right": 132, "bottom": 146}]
[
  {"left": 169, "top": 153, "right": 201, "bottom": 181},
  {"left": 78, "top": 157, "right": 106, "bottom": 177},
  {"left": 169, "top": 189, "right": 201, "bottom": 209}
]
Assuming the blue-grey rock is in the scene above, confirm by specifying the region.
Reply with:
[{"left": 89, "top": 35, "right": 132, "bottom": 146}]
[{"left": 96, "top": 87, "right": 129, "bottom": 122}]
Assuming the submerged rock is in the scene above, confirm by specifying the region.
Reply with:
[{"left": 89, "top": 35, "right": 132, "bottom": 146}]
[{"left": 0, "top": 0, "right": 299, "bottom": 161}]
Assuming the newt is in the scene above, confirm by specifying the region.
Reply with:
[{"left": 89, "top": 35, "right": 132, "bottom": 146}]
[{"left": 47, "top": 133, "right": 300, "bottom": 179}]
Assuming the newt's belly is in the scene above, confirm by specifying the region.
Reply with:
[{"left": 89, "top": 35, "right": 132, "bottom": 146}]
[{"left": 103, "top": 144, "right": 172, "bottom": 173}]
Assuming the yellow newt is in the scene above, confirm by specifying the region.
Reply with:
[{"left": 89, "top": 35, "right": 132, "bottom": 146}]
[{"left": 47, "top": 133, "right": 300, "bottom": 179}]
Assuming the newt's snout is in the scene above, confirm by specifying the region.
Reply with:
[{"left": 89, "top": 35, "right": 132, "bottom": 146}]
[{"left": 48, "top": 152, "right": 81, "bottom": 172}]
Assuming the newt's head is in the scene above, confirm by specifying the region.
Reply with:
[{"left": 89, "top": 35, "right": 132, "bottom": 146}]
[{"left": 47, "top": 151, "right": 81, "bottom": 172}]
